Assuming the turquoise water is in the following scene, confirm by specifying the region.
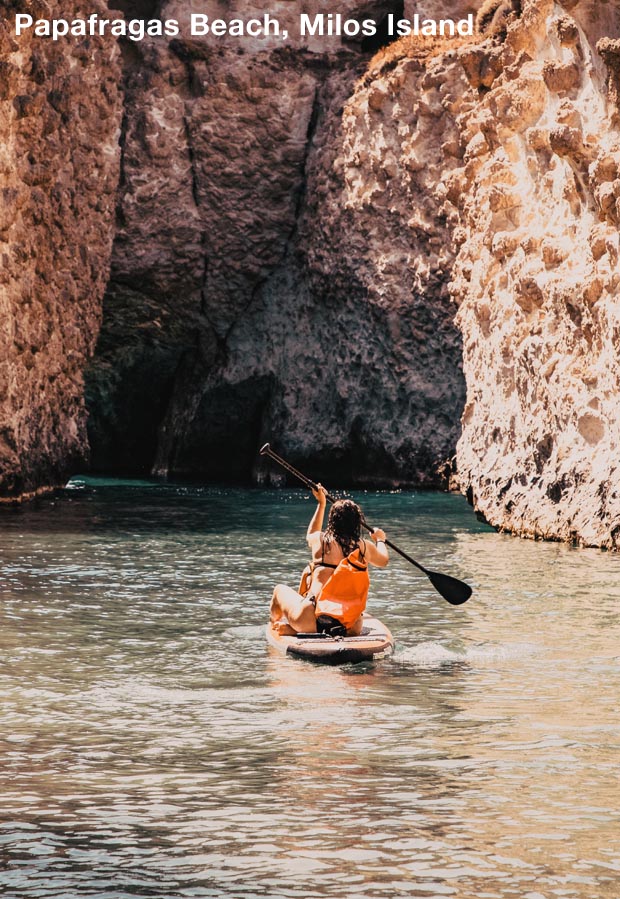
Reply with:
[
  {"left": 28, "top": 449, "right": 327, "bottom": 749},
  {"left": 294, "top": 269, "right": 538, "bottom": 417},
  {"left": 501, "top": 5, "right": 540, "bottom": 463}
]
[{"left": 0, "top": 480, "right": 619, "bottom": 898}]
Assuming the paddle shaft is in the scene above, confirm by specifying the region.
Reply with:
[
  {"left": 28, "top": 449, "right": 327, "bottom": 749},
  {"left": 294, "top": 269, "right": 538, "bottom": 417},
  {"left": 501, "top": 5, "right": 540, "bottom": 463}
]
[{"left": 259, "top": 443, "right": 429, "bottom": 575}]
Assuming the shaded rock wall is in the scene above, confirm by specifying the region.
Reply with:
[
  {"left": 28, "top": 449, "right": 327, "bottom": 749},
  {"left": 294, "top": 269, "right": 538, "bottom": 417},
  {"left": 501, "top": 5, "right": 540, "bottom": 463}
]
[
  {"left": 87, "top": 0, "right": 467, "bottom": 486},
  {"left": 0, "top": 1, "right": 122, "bottom": 499}
]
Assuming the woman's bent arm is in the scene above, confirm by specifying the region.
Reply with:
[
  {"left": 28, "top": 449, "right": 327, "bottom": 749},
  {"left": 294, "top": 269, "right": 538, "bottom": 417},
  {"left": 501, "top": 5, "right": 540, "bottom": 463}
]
[{"left": 364, "top": 528, "right": 389, "bottom": 567}]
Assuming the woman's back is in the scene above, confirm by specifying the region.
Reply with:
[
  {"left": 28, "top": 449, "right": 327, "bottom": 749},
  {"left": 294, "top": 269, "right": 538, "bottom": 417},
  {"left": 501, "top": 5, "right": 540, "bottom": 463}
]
[{"left": 309, "top": 533, "right": 364, "bottom": 596}]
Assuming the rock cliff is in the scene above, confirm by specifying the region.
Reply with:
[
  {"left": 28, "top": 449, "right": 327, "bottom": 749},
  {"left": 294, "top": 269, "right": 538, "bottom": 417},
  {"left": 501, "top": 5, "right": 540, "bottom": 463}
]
[
  {"left": 86, "top": 0, "right": 468, "bottom": 486},
  {"left": 2, "top": 0, "right": 620, "bottom": 549},
  {"left": 450, "top": 0, "right": 620, "bottom": 548},
  {"left": 0, "top": 0, "right": 121, "bottom": 499}
]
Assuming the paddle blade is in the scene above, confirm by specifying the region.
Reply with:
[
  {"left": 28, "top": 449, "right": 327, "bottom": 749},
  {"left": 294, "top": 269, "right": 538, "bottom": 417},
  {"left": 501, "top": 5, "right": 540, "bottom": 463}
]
[{"left": 427, "top": 570, "right": 472, "bottom": 605}]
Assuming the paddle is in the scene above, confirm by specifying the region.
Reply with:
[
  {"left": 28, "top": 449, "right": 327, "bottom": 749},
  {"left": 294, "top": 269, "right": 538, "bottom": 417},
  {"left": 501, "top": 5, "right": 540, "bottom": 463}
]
[{"left": 259, "top": 443, "right": 473, "bottom": 605}]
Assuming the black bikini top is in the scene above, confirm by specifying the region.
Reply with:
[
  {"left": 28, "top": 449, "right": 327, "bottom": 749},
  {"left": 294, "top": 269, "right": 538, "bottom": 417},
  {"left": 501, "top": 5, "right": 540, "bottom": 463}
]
[{"left": 314, "top": 535, "right": 366, "bottom": 570}]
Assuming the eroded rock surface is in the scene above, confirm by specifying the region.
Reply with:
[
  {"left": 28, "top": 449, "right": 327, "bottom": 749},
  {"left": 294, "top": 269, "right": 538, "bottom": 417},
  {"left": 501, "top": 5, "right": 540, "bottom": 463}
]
[
  {"left": 3, "top": 0, "right": 619, "bottom": 549},
  {"left": 335, "top": 0, "right": 620, "bottom": 546},
  {"left": 449, "top": 0, "right": 620, "bottom": 548},
  {"left": 87, "top": 0, "right": 466, "bottom": 486},
  {"left": 0, "top": 1, "right": 121, "bottom": 499}
]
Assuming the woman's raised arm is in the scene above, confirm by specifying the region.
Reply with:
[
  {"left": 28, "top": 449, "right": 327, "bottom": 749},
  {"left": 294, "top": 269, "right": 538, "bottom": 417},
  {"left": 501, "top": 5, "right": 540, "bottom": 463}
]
[{"left": 306, "top": 483, "right": 327, "bottom": 546}]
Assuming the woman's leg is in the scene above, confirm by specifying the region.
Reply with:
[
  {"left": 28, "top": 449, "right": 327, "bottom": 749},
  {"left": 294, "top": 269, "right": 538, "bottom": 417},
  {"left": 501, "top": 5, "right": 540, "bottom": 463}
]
[
  {"left": 348, "top": 614, "right": 364, "bottom": 636},
  {"left": 270, "top": 584, "right": 317, "bottom": 634}
]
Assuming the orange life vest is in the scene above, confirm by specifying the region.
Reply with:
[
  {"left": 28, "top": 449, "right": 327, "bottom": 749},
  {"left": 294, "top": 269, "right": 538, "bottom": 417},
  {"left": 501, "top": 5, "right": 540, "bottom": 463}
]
[{"left": 315, "top": 547, "right": 370, "bottom": 629}]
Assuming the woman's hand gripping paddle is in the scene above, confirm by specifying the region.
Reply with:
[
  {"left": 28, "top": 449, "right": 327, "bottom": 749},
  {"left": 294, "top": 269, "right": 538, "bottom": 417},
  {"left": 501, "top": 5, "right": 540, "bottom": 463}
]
[{"left": 259, "top": 444, "right": 472, "bottom": 605}]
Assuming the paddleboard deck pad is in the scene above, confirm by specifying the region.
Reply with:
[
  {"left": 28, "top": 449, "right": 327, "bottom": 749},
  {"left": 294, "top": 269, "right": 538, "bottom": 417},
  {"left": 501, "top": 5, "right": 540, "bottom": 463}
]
[{"left": 266, "top": 614, "right": 394, "bottom": 665}]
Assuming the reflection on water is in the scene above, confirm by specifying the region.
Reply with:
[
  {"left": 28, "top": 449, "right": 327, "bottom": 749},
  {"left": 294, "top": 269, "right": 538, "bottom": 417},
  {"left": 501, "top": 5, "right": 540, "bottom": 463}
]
[{"left": 0, "top": 480, "right": 619, "bottom": 898}]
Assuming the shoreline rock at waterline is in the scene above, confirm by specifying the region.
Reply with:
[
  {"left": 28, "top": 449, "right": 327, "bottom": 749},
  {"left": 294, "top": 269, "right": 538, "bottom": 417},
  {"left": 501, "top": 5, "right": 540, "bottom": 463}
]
[{"left": 0, "top": 0, "right": 122, "bottom": 501}]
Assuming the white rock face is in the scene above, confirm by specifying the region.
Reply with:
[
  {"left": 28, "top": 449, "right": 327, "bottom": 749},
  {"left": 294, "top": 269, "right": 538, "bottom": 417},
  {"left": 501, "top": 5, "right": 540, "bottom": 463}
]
[
  {"left": 340, "top": 0, "right": 620, "bottom": 547},
  {"left": 449, "top": 0, "right": 620, "bottom": 548}
]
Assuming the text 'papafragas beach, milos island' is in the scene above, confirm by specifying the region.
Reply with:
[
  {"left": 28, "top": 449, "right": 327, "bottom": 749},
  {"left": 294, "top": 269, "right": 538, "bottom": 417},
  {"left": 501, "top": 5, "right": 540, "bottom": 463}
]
[{"left": 13, "top": 11, "right": 475, "bottom": 42}]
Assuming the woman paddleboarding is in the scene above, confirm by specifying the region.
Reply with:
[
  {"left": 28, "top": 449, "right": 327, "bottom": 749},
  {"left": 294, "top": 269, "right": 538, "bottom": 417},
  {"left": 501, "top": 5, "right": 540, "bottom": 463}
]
[{"left": 270, "top": 485, "right": 389, "bottom": 637}]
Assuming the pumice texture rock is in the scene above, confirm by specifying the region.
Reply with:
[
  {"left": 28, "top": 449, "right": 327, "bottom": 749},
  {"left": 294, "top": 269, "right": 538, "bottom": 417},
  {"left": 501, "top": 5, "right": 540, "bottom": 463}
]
[
  {"left": 334, "top": 0, "right": 620, "bottom": 547},
  {"left": 449, "top": 0, "right": 620, "bottom": 548},
  {"left": 0, "top": 0, "right": 122, "bottom": 500}
]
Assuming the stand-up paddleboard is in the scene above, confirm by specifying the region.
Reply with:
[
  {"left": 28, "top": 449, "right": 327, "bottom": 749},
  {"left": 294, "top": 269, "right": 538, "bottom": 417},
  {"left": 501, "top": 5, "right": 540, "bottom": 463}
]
[{"left": 266, "top": 614, "right": 394, "bottom": 665}]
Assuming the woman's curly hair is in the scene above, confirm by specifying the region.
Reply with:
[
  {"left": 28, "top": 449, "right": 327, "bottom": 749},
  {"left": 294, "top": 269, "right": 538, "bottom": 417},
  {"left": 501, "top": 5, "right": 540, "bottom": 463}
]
[{"left": 324, "top": 499, "right": 362, "bottom": 556}]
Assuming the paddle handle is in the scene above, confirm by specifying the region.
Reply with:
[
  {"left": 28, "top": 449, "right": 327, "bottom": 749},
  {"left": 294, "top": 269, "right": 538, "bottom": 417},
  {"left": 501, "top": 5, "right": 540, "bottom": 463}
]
[{"left": 260, "top": 443, "right": 333, "bottom": 499}]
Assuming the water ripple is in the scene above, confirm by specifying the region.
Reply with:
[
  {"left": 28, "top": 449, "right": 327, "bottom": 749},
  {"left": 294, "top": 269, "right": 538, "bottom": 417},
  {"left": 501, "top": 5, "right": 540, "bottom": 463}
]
[{"left": 0, "top": 485, "right": 618, "bottom": 898}]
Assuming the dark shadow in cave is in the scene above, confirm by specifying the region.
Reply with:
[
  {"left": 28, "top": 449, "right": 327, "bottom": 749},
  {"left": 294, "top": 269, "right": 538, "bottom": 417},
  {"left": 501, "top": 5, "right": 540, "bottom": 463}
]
[
  {"left": 85, "top": 345, "right": 180, "bottom": 478},
  {"left": 166, "top": 377, "right": 274, "bottom": 484},
  {"left": 360, "top": 1, "right": 404, "bottom": 53},
  {"left": 107, "top": 0, "right": 161, "bottom": 19}
]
